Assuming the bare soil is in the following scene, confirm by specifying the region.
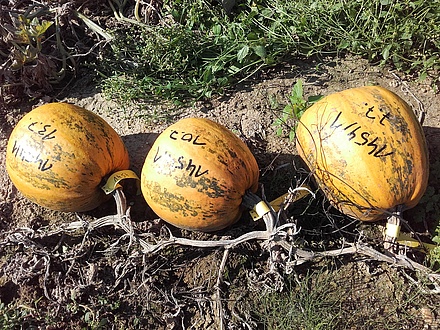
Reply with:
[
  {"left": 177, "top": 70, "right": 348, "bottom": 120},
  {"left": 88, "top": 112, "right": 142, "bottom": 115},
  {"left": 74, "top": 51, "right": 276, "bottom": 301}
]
[{"left": 1, "top": 56, "right": 440, "bottom": 329}]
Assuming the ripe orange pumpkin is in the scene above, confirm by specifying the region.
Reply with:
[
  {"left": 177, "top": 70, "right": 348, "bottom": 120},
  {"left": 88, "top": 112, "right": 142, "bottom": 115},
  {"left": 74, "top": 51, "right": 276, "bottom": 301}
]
[
  {"left": 6, "top": 103, "right": 130, "bottom": 212},
  {"left": 141, "top": 118, "right": 260, "bottom": 232},
  {"left": 295, "top": 86, "right": 428, "bottom": 221}
]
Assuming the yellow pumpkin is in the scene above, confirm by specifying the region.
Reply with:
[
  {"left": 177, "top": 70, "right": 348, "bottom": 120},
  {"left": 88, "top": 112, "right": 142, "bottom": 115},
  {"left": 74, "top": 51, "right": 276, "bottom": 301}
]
[
  {"left": 141, "top": 118, "right": 260, "bottom": 232},
  {"left": 6, "top": 103, "right": 130, "bottom": 212},
  {"left": 295, "top": 86, "right": 428, "bottom": 221}
]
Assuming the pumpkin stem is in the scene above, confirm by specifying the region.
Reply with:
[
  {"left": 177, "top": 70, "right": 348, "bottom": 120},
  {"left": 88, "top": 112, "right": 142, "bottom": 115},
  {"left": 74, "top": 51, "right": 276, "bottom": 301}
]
[
  {"left": 242, "top": 190, "right": 278, "bottom": 233},
  {"left": 241, "top": 190, "right": 263, "bottom": 209},
  {"left": 113, "top": 187, "right": 128, "bottom": 219}
]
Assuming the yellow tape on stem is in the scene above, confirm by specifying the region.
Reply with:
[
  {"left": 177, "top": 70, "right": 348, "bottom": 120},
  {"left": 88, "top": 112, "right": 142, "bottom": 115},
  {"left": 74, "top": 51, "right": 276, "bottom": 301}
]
[
  {"left": 254, "top": 201, "right": 271, "bottom": 217},
  {"left": 385, "top": 222, "right": 400, "bottom": 238},
  {"left": 101, "top": 169, "right": 140, "bottom": 195}
]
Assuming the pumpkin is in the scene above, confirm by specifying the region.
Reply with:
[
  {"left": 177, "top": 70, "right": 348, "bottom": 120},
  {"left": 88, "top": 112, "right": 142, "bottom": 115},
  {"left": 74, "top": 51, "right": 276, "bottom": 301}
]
[
  {"left": 6, "top": 103, "right": 130, "bottom": 212},
  {"left": 141, "top": 118, "right": 259, "bottom": 232},
  {"left": 295, "top": 86, "right": 428, "bottom": 221}
]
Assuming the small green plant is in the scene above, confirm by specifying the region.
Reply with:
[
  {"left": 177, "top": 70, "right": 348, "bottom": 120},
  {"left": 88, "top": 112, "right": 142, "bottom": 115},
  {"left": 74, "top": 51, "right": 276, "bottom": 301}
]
[
  {"left": 1, "top": 10, "right": 59, "bottom": 102},
  {"left": 6, "top": 15, "right": 53, "bottom": 70},
  {"left": 273, "top": 79, "right": 322, "bottom": 140},
  {"left": 429, "top": 224, "right": 440, "bottom": 269},
  {"left": 252, "top": 268, "right": 342, "bottom": 330},
  {"left": 0, "top": 302, "right": 35, "bottom": 329},
  {"left": 0, "top": 3, "right": 110, "bottom": 104}
]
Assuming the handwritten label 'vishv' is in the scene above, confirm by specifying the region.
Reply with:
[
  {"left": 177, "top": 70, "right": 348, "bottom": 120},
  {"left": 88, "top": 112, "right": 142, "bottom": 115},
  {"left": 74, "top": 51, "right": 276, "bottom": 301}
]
[{"left": 329, "top": 103, "right": 394, "bottom": 158}]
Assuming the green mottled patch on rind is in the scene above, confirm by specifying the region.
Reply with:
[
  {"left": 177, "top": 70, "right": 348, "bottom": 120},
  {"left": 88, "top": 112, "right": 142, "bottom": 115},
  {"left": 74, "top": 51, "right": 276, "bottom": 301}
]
[
  {"left": 147, "top": 181, "right": 200, "bottom": 218},
  {"left": 174, "top": 174, "right": 231, "bottom": 199}
]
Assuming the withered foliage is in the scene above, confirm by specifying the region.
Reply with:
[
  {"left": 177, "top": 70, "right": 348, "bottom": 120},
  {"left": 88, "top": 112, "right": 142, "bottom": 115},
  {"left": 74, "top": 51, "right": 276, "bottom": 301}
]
[{"left": 0, "top": 0, "right": 112, "bottom": 106}]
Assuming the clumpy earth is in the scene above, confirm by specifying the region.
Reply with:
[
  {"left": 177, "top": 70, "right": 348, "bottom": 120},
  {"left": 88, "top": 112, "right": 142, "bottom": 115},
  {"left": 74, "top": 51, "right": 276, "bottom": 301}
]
[{"left": 1, "top": 56, "right": 440, "bottom": 329}]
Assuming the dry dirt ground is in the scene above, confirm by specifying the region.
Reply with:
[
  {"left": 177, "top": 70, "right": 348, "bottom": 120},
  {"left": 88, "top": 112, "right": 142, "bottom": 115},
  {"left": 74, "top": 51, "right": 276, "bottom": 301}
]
[{"left": 1, "top": 56, "right": 440, "bottom": 329}]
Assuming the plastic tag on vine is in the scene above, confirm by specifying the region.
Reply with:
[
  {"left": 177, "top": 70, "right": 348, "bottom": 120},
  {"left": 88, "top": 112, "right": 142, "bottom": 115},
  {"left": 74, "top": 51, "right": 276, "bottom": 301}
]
[
  {"left": 249, "top": 185, "right": 312, "bottom": 221},
  {"left": 396, "top": 232, "right": 436, "bottom": 252},
  {"left": 101, "top": 170, "right": 140, "bottom": 195}
]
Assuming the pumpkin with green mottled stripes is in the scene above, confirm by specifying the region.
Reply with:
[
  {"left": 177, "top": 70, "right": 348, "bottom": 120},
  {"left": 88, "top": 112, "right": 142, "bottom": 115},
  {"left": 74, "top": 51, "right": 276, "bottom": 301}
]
[
  {"left": 295, "top": 86, "right": 428, "bottom": 221},
  {"left": 6, "top": 103, "right": 130, "bottom": 212},
  {"left": 141, "top": 117, "right": 260, "bottom": 232}
]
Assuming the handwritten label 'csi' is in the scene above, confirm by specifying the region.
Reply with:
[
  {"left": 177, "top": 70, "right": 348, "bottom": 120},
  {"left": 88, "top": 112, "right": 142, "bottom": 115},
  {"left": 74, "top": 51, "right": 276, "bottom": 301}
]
[
  {"left": 329, "top": 104, "right": 394, "bottom": 158},
  {"left": 10, "top": 121, "right": 57, "bottom": 171},
  {"left": 153, "top": 130, "right": 209, "bottom": 177}
]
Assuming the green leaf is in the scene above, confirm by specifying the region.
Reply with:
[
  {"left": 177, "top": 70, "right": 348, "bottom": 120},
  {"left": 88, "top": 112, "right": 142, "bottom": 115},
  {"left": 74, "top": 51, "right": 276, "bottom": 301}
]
[
  {"left": 308, "top": 95, "right": 324, "bottom": 103},
  {"left": 292, "top": 79, "right": 303, "bottom": 100},
  {"left": 294, "top": 107, "right": 306, "bottom": 119},
  {"left": 247, "top": 32, "right": 259, "bottom": 41},
  {"left": 237, "top": 45, "right": 249, "bottom": 63},
  {"left": 382, "top": 44, "right": 392, "bottom": 60},
  {"left": 253, "top": 45, "right": 266, "bottom": 59},
  {"left": 338, "top": 40, "right": 350, "bottom": 49},
  {"left": 212, "top": 24, "right": 222, "bottom": 36},
  {"left": 35, "top": 20, "right": 53, "bottom": 36},
  {"left": 282, "top": 104, "right": 292, "bottom": 118},
  {"left": 228, "top": 65, "right": 241, "bottom": 74},
  {"left": 202, "top": 67, "right": 213, "bottom": 82},
  {"left": 289, "top": 129, "right": 296, "bottom": 141},
  {"left": 419, "top": 71, "right": 428, "bottom": 81},
  {"left": 276, "top": 127, "right": 283, "bottom": 136},
  {"left": 273, "top": 118, "right": 283, "bottom": 126}
]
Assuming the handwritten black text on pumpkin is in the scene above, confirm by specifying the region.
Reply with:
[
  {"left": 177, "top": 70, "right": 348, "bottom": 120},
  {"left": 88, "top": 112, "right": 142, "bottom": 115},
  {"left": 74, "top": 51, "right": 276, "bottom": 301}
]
[
  {"left": 329, "top": 104, "right": 394, "bottom": 158},
  {"left": 153, "top": 130, "right": 209, "bottom": 178},
  {"left": 10, "top": 122, "right": 56, "bottom": 172}
]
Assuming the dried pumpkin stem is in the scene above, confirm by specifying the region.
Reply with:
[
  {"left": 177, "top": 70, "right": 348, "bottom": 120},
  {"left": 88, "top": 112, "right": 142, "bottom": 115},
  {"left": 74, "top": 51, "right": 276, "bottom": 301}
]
[
  {"left": 213, "top": 248, "right": 230, "bottom": 330},
  {"left": 242, "top": 190, "right": 278, "bottom": 233},
  {"left": 104, "top": 188, "right": 299, "bottom": 255},
  {"left": 113, "top": 188, "right": 127, "bottom": 219}
]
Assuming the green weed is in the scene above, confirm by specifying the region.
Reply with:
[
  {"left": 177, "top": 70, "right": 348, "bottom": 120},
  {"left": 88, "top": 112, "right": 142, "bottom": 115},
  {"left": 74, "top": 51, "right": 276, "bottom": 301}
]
[
  {"left": 251, "top": 264, "right": 432, "bottom": 330},
  {"left": 430, "top": 236, "right": 440, "bottom": 269},
  {"left": 273, "top": 79, "right": 322, "bottom": 140},
  {"left": 5, "top": 15, "right": 53, "bottom": 70},
  {"left": 3, "top": 0, "right": 439, "bottom": 104},
  {"left": 100, "top": 0, "right": 277, "bottom": 106},
  {"left": 98, "top": 0, "right": 440, "bottom": 108},
  {"left": 0, "top": 302, "right": 35, "bottom": 329},
  {"left": 251, "top": 268, "right": 342, "bottom": 330}
]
